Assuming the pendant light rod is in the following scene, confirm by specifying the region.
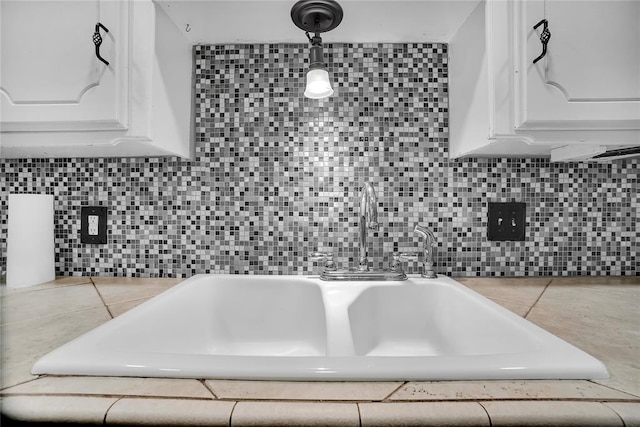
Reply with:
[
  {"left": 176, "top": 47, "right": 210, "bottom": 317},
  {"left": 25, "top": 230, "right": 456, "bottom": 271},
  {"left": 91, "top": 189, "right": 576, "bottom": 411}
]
[{"left": 307, "top": 34, "right": 325, "bottom": 71}]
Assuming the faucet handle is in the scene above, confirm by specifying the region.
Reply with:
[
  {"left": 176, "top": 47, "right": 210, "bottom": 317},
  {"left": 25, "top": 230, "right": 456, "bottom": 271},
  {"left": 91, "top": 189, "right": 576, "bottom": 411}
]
[
  {"left": 390, "top": 252, "right": 418, "bottom": 273},
  {"left": 310, "top": 251, "right": 337, "bottom": 271}
]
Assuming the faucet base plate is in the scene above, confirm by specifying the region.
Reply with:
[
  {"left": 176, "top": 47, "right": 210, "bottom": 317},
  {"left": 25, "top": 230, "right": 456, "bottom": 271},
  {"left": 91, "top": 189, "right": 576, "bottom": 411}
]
[{"left": 320, "top": 269, "right": 407, "bottom": 281}]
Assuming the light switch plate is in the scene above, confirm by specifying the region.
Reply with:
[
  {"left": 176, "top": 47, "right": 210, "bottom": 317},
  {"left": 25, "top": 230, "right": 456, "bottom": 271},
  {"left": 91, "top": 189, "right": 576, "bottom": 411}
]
[
  {"left": 488, "top": 202, "right": 526, "bottom": 241},
  {"left": 81, "top": 206, "right": 107, "bottom": 244}
]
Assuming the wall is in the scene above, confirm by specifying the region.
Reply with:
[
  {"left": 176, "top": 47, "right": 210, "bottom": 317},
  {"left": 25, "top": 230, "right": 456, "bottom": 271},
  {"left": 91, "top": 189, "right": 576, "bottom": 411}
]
[{"left": 0, "top": 43, "right": 637, "bottom": 277}]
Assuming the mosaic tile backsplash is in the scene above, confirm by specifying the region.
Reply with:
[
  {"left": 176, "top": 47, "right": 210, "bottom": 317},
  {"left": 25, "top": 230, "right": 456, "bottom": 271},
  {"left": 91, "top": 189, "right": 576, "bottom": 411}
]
[{"left": 1, "top": 43, "right": 638, "bottom": 277}]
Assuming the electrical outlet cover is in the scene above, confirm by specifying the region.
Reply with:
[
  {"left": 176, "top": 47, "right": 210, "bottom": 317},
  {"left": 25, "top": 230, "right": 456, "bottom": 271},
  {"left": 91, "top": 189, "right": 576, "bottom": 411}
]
[
  {"left": 81, "top": 206, "right": 107, "bottom": 244},
  {"left": 488, "top": 202, "right": 526, "bottom": 241}
]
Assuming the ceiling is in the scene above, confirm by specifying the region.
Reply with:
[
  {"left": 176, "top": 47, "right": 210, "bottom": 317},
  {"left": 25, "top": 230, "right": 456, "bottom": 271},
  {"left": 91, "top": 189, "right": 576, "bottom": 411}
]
[{"left": 156, "top": 0, "right": 481, "bottom": 45}]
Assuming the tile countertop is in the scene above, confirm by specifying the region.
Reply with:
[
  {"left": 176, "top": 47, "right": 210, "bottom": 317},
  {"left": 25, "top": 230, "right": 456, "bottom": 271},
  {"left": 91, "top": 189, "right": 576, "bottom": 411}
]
[{"left": 1, "top": 276, "right": 639, "bottom": 426}]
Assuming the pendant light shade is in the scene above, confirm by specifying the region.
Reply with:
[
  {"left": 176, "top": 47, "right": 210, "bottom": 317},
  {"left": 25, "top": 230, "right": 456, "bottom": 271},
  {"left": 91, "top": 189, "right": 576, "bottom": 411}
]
[
  {"left": 305, "top": 68, "right": 333, "bottom": 99},
  {"left": 304, "top": 34, "right": 333, "bottom": 99},
  {"left": 290, "top": 0, "right": 343, "bottom": 100}
]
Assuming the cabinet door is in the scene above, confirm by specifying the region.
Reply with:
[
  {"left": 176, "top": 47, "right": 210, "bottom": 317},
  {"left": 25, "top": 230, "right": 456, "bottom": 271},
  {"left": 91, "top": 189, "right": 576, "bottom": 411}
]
[
  {"left": 514, "top": 0, "right": 640, "bottom": 130},
  {"left": 0, "top": 1, "right": 128, "bottom": 131}
]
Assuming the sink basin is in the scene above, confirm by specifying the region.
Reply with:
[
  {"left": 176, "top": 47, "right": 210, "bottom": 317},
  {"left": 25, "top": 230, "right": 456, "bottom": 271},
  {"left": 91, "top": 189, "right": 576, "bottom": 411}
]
[
  {"left": 101, "top": 276, "right": 327, "bottom": 357},
  {"left": 32, "top": 274, "right": 608, "bottom": 381},
  {"left": 204, "top": 278, "right": 327, "bottom": 356},
  {"left": 349, "top": 284, "right": 539, "bottom": 356}
]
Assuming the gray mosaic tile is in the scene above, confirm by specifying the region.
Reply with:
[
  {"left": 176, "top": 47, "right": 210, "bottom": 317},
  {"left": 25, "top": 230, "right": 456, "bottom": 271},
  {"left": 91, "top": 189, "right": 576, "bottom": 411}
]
[{"left": 0, "top": 43, "right": 638, "bottom": 277}]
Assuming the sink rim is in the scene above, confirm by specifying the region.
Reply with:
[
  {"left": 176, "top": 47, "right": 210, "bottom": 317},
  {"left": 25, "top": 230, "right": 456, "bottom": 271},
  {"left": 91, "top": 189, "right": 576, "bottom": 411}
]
[{"left": 31, "top": 274, "right": 609, "bottom": 381}]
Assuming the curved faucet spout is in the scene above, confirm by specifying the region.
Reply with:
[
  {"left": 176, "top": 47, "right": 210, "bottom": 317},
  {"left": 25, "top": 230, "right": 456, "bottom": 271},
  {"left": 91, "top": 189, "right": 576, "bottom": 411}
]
[
  {"left": 358, "top": 182, "right": 378, "bottom": 271},
  {"left": 414, "top": 224, "right": 436, "bottom": 247},
  {"left": 360, "top": 182, "right": 379, "bottom": 229}
]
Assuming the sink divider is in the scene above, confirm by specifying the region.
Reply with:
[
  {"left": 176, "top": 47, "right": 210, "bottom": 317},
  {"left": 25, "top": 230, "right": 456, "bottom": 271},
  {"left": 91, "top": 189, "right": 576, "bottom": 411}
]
[{"left": 320, "top": 283, "right": 368, "bottom": 357}]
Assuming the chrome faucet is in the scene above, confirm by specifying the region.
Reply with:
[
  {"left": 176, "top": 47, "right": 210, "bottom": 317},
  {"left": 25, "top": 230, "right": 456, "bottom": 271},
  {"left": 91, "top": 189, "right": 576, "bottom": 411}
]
[
  {"left": 358, "top": 182, "right": 379, "bottom": 271},
  {"left": 311, "top": 182, "right": 408, "bottom": 281},
  {"left": 414, "top": 224, "right": 437, "bottom": 278}
]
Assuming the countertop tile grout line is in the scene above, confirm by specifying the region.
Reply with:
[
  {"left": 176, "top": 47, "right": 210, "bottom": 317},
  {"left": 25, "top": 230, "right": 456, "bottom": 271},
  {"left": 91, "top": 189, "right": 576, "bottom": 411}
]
[
  {"left": 0, "top": 304, "right": 109, "bottom": 328},
  {"left": 588, "top": 380, "right": 640, "bottom": 400},
  {"left": 602, "top": 401, "right": 634, "bottom": 427},
  {"left": 475, "top": 401, "right": 493, "bottom": 427},
  {"left": 0, "top": 393, "right": 229, "bottom": 401},
  {"left": 356, "top": 401, "right": 363, "bottom": 427},
  {"left": 0, "top": 279, "right": 91, "bottom": 297},
  {"left": 210, "top": 397, "right": 384, "bottom": 404},
  {"left": 597, "top": 401, "right": 629, "bottom": 427},
  {"left": 91, "top": 277, "right": 114, "bottom": 319},
  {"left": 100, "top": 296, "right": 152, "bottom": 308},
  {"left": 229, "top": 401, "right": 239, "bottom": 427},
  {"left": 201, "top": 379, "right": 220, "bottom": 399},
  {"left": 3, "top": 394, "right": 639, "bottom": 403},
  {"left": 0, "top": 280, "right": 107, "bottom": 327},
  {"left": 0, "top": 376, "right": 43, "bottom": 392},
  {"left": 102, "top": 396, "right": 123, "bottom": 426},
  {"left": 523, "top": 278, "right": 553, "bottom": 319},
  {"left": 381, "top": 381, "right": 408, "bottom": 401}
]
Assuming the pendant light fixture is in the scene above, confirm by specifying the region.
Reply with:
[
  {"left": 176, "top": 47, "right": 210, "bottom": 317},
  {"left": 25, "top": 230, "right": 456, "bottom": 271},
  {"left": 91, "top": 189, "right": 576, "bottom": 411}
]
[{"left": 291, "top": 0, "right": 343, "bottom": 99}]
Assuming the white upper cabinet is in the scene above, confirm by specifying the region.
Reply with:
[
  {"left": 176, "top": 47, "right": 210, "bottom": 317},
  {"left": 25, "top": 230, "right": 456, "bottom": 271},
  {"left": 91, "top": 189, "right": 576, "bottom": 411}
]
[
  {"left": 0, "top": 0, "right": 193, "bottom": 159},
  {"left": 1, "top": 1, "right": 126, "bottom": 132},
  {"left": 449, "top": 0, "right": 640, "bottom": 161},
  {"left": 516, "top": 1, "right": 640, "bottom": 129}
]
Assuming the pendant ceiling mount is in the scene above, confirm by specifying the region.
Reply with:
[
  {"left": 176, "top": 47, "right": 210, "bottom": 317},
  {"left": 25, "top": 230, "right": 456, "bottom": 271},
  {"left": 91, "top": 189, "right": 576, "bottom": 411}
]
[{"left": 291, "top": 0, "right": 343, "bottom": 33}]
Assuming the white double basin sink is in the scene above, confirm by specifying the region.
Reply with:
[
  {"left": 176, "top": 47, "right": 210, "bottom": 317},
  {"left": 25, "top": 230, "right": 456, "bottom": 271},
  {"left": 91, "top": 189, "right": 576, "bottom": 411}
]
[{"left": 32, "top": 274, "right": 608, "bottom": 380}]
